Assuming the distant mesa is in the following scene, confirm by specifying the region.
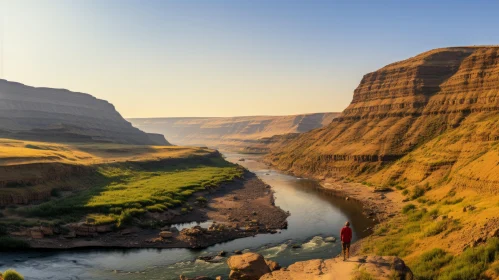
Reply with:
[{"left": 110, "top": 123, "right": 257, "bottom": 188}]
[
  {"left": 0, "top": 79, "right": 170, "bottom": 145},
  {"left": 128, "top": 113, "right": 339, "bottom": 151}
]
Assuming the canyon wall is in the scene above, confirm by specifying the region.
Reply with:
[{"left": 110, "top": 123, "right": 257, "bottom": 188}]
[
  {"left": 0, "top": 79, "right": 169, "bottom": 145},
  {"left": 128, "top": 113, "right": 339, "bottom": 150},
  {"left": 267, "top": 47, "right": 499, "bottom": 193}
]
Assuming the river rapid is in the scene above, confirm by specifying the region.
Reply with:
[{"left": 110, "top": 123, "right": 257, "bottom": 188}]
[{"left": 0, "top": 153, "right": 374, "bottom": 279}]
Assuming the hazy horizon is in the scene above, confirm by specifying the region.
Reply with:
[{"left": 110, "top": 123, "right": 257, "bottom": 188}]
[{"left": 1, "top": 0, "right": 498, "bottom": 118}]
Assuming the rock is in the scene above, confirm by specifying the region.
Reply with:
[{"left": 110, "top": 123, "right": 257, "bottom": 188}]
[
  {"left": 30, "top": 229, "right": 44, "bottom": 239},
  {"left": 324, "top": 236, "right": 336, "bottom": 243},
  {"left": 233, "top": 250, "right": 243, "bottom": 255},
  {"left": 40, "top": 226, "right": 54, "bottom": 236},
  {"left": 170, "top": 226, "right": 179, "bottom": 233},
  {"left": 218, "top": 251, "right": 227, "bottom": 257},
  {"left": 180, "top": 276, "right": 215, "bottom": 280},
  {"left": 345, "top": 197, "right": 349, "bottom": 201},
  {"left": 265, "top": 260, "right": 281, "bottom": 271},
  {"left": 160, "top": 231, "right": 173, "bottom": 238},
  {"left": 227, "top": 252, "right": 271, "bottom": 280},
  {"left": 96, "top": 224, "right": 113, "bottom": 233},
  {"left": 291, "top": 244, "right": 301, "bottom": 249},
  {"left": 260, "top": 256, "right": 413, "bottom": 280}
]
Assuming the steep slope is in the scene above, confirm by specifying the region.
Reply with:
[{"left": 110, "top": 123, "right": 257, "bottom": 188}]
[
  {"left": 267, "top": 46, "right": 499, "bottom": 188},
  {"left": 0, "top": 79, "right": 169, "bottom": 145},
  {"left": 128, "top": 113, "right": 338, "bottom": 150}
]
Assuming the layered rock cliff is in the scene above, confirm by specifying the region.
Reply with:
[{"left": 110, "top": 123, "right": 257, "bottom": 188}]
[
  {"left": 128, "top": 113, "right": 338, "bottom": 150},
  {"left": 0, "top": 79, "right": 170, "bottom": 145},
  {"left": 267, "top": 46, "right": 499, "bottom": 192}
]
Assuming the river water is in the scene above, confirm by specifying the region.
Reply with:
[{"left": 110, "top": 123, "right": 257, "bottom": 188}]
[{"left": 0, "top": 153, "right": 374, "bottom": 279}]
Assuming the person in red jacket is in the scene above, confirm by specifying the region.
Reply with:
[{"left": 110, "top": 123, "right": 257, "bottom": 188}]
[{"left": 340, "top": 221, "right": 352, "bottom": 261}]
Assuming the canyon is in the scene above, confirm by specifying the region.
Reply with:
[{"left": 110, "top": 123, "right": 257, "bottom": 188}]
[
  {"left": 128, "top": 113, "right": 338, "bottom": 151},
  {"left": 0, "top": 79, "right": 169, "bottom": 145},
  {"left": 267, "top": 46, "right": 499, "bottom": 190}
]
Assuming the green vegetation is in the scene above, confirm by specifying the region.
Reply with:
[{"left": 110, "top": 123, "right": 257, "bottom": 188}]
[
  {"left": 410, "top": 238, "right": 499, "bottom": 280},
  {"left": 402, "top": 203, "right": 416, "bottom": 214},
  {"left": 1, "top": 269, "right": 24, "bottom": 280},
  {"left": 16, "top": 157, "right": 243, "bottom": 227}
]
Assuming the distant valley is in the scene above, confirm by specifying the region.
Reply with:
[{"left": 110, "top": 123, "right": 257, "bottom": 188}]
[{"left": 128, "top": 113, "right": 339, "bottom": 151}]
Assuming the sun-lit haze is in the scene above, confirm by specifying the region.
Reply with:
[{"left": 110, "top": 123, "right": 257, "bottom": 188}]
[{"left": 1, "top": 0, "right": 498, "bottom": 117}]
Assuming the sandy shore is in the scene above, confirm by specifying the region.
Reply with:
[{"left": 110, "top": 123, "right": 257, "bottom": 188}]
[{"left": 19, "top": 171, "right": 289, "bottom": 249}]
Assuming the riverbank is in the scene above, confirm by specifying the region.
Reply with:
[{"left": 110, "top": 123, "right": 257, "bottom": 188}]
[{"left": 10, "top": 171, "right": 288, "bottom": 250}]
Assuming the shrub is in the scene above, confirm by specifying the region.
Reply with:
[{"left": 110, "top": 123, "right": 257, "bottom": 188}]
[
  {"left": 424, "top": 220, "right": 448, "bottom": 237},
  {"left": 411, "top": 186, "right": 426, "bottom": 199},
  {"left": 146, "top": 204, "right": 167, "bottom": 212},
  {"left": 439, "top": 238, "right": 499, "bottom": 280},
  {"left": 412, "top": 248, "right": 453, "bottom": 280},
  {"left": 402, "top": 204, "right": 417, "bottom": 214},
  {"left": 2, "top": 269, "right": 24, "bottom": 280},
  {"left": 196, "top": 196, "right": 208, "bottom": 203},
  {"left": 402, "top": 189, "right": 409, "bottom": 196},
  {"left": 181, "top": 208, "right": 188, "bottom": 214}
]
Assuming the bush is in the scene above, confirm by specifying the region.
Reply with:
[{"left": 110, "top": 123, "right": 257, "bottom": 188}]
[
  {"left": 196, "top": 196, "right": 207, "bottom": 203},
  {"left": 402, "top": 204, "right": 416, "bottom": 214},
  {"left": 439, "top": 237, "right": 499, "bottom": 280},
  {"left": 411, "top": 186, "right": 426, "bottom": 199},
  {"left": 412, "top": 248, "right": 453, "bottom": 280},
  {"left": 2, "top": 269, "right": 24, "bottom": 280},
  {"left": 424, "top": 220, "right": 448, "bottom": 237}
]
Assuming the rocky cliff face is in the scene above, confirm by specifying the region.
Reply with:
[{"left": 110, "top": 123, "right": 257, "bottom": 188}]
[
  {"left": 267, "top": 47, "right": 499, "bottom": 192},
  {"left": 0, "top": 79, "right": 169, "bottom": 145},
  {"left": 128, "top": 113, "right": 338, "bottom": 150}
]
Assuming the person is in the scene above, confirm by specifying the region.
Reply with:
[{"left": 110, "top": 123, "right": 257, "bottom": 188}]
[{"left": 340, "top": 221, "right": 352, "bottom": 261}]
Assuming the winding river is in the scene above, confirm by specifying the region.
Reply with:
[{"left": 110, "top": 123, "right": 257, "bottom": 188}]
[{"left": 0, "top": 153, "right": 374, "bottom": 280}]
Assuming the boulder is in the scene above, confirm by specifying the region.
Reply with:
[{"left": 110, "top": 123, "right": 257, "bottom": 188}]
[
  {"left": 265, "top": 260, "right": 281, "bottom": 271},
  {"left": 227, "top": 252, "right": 271, "bottom": 280}
]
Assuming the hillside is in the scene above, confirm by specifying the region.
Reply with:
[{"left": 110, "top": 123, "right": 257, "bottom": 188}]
[
  {"left": 266, "top": 46, "right": 499, "bottom": 278},
  {"left": 268, "top": 47, "right": 499, "bottom": 186},
  {"left": 0, "top": 79, "right": 169, "bottom": 145},
  {"left": 128, "top": 113, "right": 338, "bottom": 151}
]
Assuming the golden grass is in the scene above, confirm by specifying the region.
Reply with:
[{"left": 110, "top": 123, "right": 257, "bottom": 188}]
[{"left": 0, "top": 138, "right": 214, "bottom": 166}]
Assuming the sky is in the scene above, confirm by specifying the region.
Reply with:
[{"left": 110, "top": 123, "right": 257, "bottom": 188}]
[{"left": 0, "top": 0, "right": 498, "bottom": 118}]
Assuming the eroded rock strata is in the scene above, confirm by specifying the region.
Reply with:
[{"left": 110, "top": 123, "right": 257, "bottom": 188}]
[
  {"left": 0, "top": 79, "right": 169, "bottom": 145},
  {"left": 267, "top": 47, "right": 499, "bottom": 192}
]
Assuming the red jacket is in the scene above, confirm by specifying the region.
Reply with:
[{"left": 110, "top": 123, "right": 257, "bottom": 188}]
[{"left": 340, "top": 226, "right": 352, "bottom": 243}]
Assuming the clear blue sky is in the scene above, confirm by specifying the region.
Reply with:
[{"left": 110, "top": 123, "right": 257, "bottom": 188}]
[{"left": 0, "top": 0, "right": 498, "bottom": 117}]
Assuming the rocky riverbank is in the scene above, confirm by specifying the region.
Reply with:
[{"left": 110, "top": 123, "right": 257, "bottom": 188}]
[{"left": 7, "top": 171, "right": 289, "bottom": 250}]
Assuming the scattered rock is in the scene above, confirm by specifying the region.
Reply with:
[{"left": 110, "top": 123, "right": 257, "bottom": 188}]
[{"left": 227, "top": 253, "right": 271, "bottom": 280}]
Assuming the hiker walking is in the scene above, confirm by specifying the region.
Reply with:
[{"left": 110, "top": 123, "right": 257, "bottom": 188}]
[{"left": 340, "top": 221, "right": 352, "bottom": 261}]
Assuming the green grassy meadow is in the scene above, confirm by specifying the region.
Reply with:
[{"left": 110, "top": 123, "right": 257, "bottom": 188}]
[{"left": 9, "top": 156, "right": 243, "bottom": 227}]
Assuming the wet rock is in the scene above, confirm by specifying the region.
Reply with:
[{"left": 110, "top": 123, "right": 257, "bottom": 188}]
[
  {"left": 324, "top": 236, "right": 336, "bottom": 243},
  {"left": 291, "top": 244, "right": 301, "bottom": 249},
  {"left": 218, "top": 251, "right": 227, "bottom": 257},
  {"left": 233, "top": 250, "right": 242, "bottom": 255},
  {"left": 227, "top": 252, "right": 271, "bottom": 280}
]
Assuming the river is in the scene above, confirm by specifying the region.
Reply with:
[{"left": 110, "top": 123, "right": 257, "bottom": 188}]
[{"left": 0, "top": 153, "right": 374, "bottom": 279}]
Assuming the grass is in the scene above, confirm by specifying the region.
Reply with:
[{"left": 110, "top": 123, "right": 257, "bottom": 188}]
[
  {"left": 14, "top": 156, "right": 243, "bottom": 226},
  {"left": 0, "top": 138, "right": 214, "bottom": 166}
]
